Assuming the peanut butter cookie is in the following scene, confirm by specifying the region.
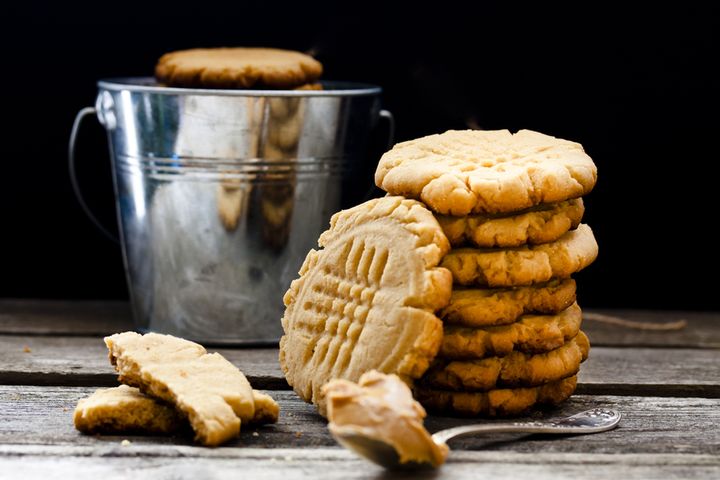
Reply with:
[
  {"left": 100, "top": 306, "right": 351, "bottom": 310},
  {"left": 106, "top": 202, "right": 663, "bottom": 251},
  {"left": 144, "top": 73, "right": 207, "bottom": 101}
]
[
  {"left": 73, "top": 386, "right": 277, "bottom": 436},
  {"left": 375, "top": 129, "right": 596, "bottom": 215},
  {"left": 423, "top": 332, "right": 589, "bottom": 391},
  {"left": 440, "top": 303, "right": 583, "bottom": 359},
  {"left": 440, "top": 278, "right": 576, "bottom": 327},
  {"left": 441, "top": 224, "right": 598, "bottom": 287},
  {"left": 156, "top": 47, "right": 323, "bottom": 89},
  {"left": 279, "top": 196, "right": 452, "bottom": 415},
  {"left": 437, "top": 198, "right": 584, "bottom": 248},
  {"left": 74, "top": 385, "right": 182, "bottom": 434},
  {"left": 105, "top": 332, "right": 258, "bottom": 446},
  {"left": 415, "top": 375, "right": 578, "bottom": 416}
]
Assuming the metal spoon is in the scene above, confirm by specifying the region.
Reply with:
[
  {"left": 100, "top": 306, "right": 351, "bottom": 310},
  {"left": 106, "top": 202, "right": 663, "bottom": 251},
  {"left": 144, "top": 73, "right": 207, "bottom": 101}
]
[{"left": 330, "top": 408, "right": 621, "bottom": 470}]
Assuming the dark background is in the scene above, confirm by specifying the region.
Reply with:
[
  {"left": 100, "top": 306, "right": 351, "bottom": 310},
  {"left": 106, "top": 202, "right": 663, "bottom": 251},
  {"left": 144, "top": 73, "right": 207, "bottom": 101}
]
[{"left": 2, "top": 1, "right": 718, "bottom": 310}]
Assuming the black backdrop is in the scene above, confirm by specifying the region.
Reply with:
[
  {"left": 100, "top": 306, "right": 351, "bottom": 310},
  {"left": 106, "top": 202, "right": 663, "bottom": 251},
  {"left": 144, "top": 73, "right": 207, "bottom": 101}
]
[{"left": 2, "top": 1, "right": 718, "bottom": 310}]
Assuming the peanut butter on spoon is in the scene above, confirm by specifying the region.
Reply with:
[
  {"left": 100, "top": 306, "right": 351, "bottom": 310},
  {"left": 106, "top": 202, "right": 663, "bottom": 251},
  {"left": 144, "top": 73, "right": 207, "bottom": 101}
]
[{"left": 323, "top": 371, "right": 449, "bottom": 468}]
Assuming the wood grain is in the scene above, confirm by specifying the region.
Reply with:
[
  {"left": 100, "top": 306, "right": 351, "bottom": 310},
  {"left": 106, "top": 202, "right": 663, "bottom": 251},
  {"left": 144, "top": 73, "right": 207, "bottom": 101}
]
[
  {"left": 1, "top": 386, "right": 718, "bottom": 455},
  {"left": 0, "top": 446, "right": 717, "bottom": 480},
  {"left": 577, "top": 347, "right": 720, "bottom": 397},
  {"left": 0, "top": 301, "right": 717, "bottom": 478}
]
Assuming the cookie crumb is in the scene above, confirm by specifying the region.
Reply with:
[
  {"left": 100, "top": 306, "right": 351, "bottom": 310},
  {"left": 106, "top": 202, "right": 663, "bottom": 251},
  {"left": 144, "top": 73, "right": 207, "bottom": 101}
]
[
  {"left": 252, "top": 431, "right": 259, "bottom": 437},
  {"left": 121, "top": 439, "right": 132, "bottom": 446},
  {"left": 23, "top": 346, "right": 31, "bottom": 353}
]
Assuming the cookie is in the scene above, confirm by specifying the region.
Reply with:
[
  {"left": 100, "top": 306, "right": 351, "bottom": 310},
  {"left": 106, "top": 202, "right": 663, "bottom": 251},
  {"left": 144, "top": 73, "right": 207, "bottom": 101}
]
[
  {"left": 156, "top": 47, "right": 323, "bottom": 89},
  {"left": 437, "top": 198, "right": 584, "bottom": 248},
  {"left": 422, "top": 332, "right": 589, "bottom": 391},
  {"left": 279, "top": 196, "right": 453, "bottom": 415},
  {"left": 73, "top": 385, "right": 182, "bottom": 435},
  {"left": 74, "top": 387, "right": 278, "bottom": 436},
  {"left": 439, "top": 278, "right": 576, "bottom": 327},
  {"left": 415, "top": 375, "right": 578, "bottom": 416},
  {"left": 441, "top": 224, "right": 598, "bottom": 287},
  {"left": 105, "top": 332, "right": 256, "bottom": 446},
  {"left": 375, "top": 129, "right": 597, "bottom": 216},
  {"left": 249, "top": 390, "right": 281, "bottom": 425},
  {"left": 441, "top": 302, "right": 582, "bottom": 359}
]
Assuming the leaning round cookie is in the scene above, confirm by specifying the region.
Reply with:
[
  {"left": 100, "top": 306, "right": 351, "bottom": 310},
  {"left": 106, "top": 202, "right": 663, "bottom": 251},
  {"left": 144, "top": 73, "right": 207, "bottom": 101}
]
[
  {"left": 422, "top": 331, "right": 589, "bottom": 391},
  {"left": 415, "top": 375, "right": 578, "bottom": 417},
  {"left": 436, "top": 198, "right": 584, "bottom": 248},
  {"left": 156, "top": 47, "right": 323, "bottom": 89},
  {"left": 375, "top": 129, "right": 596, "bottom": 216},
  {"left": 441, "top": 224, "right": 598, "bottom": 287},
  {"left": 440, "top": 278, "right": 577, "bottom": 327},
  {"left": 440, "top": 302, "right": 583, "bottom": 360},
  {"left": 279, "top": 196, "right": 453, "bottom": 416}
]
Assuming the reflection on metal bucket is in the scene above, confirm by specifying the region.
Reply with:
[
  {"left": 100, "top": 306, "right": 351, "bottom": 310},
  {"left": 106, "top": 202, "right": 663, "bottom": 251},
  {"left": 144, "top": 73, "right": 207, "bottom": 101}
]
[{"left": 77, "top": 78, "right": 387, "bottom": 344}]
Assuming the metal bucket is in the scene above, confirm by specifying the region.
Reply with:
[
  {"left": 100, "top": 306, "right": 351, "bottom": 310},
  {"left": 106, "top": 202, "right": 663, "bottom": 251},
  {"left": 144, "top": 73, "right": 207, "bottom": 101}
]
[{"left": 70, "top": 78, "right": 391, "bottom": 344}]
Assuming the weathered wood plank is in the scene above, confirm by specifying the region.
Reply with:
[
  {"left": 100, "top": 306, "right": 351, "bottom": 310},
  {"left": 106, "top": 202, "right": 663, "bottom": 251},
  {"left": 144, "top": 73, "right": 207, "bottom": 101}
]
[
  {"left": 1, "top": 335, "right": 717, "bottom": 395},
  {"left": 1, "top": 386, "right": 718, "bottom": 455},
  {"left": 2, "top": 300, "right": 719, "bottom": 348},
  {"left": 0, "top": 335, "right": 285, "bottom": 389},
  {"left": 0, "top": 446, "right": 717, "bottom": 480},
  {"left": 582, "top": 309, "right": 720, "bottom": 349},
  {"left": 0, "top": 300, "right": 132, "bottom": 336},
  {"left": 577, "top": 347, "right": 720, "bottom": 397}
]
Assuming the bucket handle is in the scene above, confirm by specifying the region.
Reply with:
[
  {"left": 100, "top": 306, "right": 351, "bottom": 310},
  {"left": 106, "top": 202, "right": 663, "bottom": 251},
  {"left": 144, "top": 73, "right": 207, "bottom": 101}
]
[
  {"left": 359, "top": 108, "right": 395, "bottom": 202},
  {"left": 68, "top": 107, "right": 120, "bottom": 244},
  {"left": 379, "top": 109, "right": 395, "bottom": 150}
]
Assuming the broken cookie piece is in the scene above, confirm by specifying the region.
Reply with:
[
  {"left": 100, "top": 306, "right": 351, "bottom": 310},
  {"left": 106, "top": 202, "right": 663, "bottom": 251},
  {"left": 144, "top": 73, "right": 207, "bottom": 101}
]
[
  {"left": 105, "top": 332, "right": 259, "bottom": 446},
  {"left": 74, "top": 386, "right": 279, "bottom": 437},
  {"left": 249, "top": 390, "right": 281, "bottom": 425},
  {"left": 74, "top": 384, "right": 182, "bottom": 434}
]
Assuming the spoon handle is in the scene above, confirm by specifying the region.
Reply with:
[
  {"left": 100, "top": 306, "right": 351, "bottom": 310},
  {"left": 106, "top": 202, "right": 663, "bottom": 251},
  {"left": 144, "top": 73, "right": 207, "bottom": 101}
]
[{"left": 431, "top": 408, "right": 621, "bottom": 445}]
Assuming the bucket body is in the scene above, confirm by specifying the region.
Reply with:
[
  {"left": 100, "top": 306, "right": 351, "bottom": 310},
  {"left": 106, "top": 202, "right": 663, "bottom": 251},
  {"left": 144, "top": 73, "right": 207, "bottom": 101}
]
[{"left": 95, "top": 78, "right": 383, "bottom": 344}]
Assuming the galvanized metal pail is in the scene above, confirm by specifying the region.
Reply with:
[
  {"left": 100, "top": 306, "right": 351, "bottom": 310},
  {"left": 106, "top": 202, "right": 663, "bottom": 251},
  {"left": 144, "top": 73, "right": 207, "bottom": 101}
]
[{"left": 70, "top": 78, "right": 391, "bottom": 344}]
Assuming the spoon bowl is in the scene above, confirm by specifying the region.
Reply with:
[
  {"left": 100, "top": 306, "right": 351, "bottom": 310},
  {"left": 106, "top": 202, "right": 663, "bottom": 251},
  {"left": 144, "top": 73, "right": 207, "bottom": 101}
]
[{"left": 330, "top": 408, "right": 621, "bottom": 470}]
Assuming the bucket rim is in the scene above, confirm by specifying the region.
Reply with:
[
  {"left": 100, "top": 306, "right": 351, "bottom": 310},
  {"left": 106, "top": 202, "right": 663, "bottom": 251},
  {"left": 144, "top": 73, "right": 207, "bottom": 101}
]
[{"left": 97, "top": 78, "right": 382, "bottom": 97}]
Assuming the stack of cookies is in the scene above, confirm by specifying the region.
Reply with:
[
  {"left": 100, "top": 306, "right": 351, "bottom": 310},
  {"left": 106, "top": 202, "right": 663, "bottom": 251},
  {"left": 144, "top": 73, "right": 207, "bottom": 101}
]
[
  {"left": 375, "top": 129, "right": 598, "bottom": 415},
  {"left": 280, "top": 129, "right": 597, "bottom": 417}
]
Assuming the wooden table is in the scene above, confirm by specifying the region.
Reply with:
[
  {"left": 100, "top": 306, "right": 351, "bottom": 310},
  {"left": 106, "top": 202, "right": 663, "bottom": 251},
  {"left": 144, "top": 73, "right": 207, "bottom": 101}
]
[{"left": 1, "top": 300, "right": 718, "bottom": 479}]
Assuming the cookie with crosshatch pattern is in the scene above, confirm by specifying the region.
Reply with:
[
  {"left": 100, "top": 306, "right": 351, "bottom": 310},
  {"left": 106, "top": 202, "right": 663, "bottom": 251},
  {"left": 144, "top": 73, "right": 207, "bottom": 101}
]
[
  {"left": 279, "top": 196, "right": 453, "bottom": 415},
  {"left": 375, "top": 129, "right": 596, "bottom": 216}
]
